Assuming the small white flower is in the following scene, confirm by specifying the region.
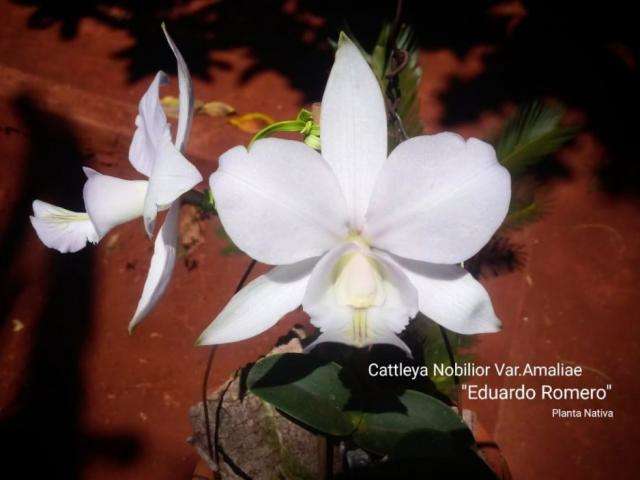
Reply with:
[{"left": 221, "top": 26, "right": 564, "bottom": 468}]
[
  {"left": 30, "top": 25, "right": 203, "bottom": 331},
  {"left": 199, "top": 34, "right": 511, "bottom": 352}
]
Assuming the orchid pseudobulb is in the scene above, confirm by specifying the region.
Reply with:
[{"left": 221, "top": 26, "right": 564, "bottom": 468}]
[
  {"left": 30, "top": 25, "right": 202, "bottom": 331},
  {"left": 198, "top": 34, "right": 511, "bottom": 353}
]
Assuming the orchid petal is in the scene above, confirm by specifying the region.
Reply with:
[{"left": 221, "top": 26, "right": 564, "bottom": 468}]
[
  {"left": 162, "top": 24, "right": 193, "bottom": 152},
  {"left": 365, "top": 133, "right": 511, "bottom": 264},
  {"left": 129, "top": 72, "right": 169, "bottom": 177},
  {"left": 129, "top": 51, "right": 196, "bottom": 180},
  {"left": 370, "top": 250, "right": 419, "bottom": 331},
  {"left": 197, "top": 259, "right": 316, "bottom": 345},
  {"left": 129, "top": 34, "right": 201, "bottom": 238},
  {"left": 210, "top": 138, "right": 349, "bottom": 265},
  {"left": 129, "top": 202, "right": 180, "bottom": 332},
  {"left": 320, "top": 33, "right": 388, "bottom": 230},
  {"left": 30, "top": 200, "right": 99, "bottom": 253},
  {"left": 82, "top": 167, "right": 148, "bottom": 238},
  {"left": 390, "top": 254, "right": 502, "bottom": 334},
  {"left": 142, "top": 136, "right": 202, "bottom": 236}
]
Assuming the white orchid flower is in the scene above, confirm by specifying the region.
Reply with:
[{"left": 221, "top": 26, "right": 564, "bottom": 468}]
[
  {"left": 30, "top": 25, "right": 202, "bottom": 331},
  {"left": 198, "top": 34, "right": 511, "bottom": 353}
]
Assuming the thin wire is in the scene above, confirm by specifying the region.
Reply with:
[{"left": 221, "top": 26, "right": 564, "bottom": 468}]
[{"left": 201, "top": 259, "right": 258, "bottom": 466}]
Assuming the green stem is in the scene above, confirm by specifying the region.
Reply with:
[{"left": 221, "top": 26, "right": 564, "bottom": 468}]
[{"left": 249, "top": 109, "right": 320, "bottom": 149}]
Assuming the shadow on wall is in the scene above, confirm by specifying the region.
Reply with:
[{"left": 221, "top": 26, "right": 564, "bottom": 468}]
[
  {"left": 10, "top": 0, "right": 639, "bottom": 199},
  {"left": 434, "top": 1, "right": 640, "bottom": 199},
  {"left": 0, "top": 94, "right": 141, "bottom": 478}
]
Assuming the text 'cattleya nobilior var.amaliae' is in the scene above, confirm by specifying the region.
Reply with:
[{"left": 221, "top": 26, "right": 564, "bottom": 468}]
[{"left": 31, "top": 31, "right": 510, "bottom": 354}]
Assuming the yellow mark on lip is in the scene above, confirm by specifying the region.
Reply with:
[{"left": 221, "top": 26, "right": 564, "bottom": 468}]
[{"left": 352, "top": 309, "right": 368, "bottom": 346}]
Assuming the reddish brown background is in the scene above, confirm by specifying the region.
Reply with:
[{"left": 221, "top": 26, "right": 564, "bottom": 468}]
[{"left": 0, "top": 1, "right": 638, "bottom": 479}]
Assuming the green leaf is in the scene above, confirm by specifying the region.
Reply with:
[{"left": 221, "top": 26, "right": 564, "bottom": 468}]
[
  {"left": 369, "top": 23, "right": 391, "bottom": 80},
  {"left": 406, "top": 314, "right": 474, "bottom": 396},
  {"left": 504, "top": 200, "right": 542, "bottom": 229},
  {"left": 353, "top": 389, "right": 473, "bottom": 456},
  {"left": 351, "top": 389, "right": 495, "bottom": 477},
  {"left": 496, "top": 101, "right": 578, "bottom": 177},
  {"left": 247, "top": 353, "right": 357, "bottom": 436},
  {"left": 391, "top": 433, "right": 498, "bottom": 478},
  {"left": 248, "top": 354, "right": 488, "bottom": 472}
]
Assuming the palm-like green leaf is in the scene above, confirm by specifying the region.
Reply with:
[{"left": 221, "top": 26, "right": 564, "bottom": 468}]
[
  {"left": 496, "top": 102, "right": 578, "bottom": 177},
  {"left": 504, "top": 199, "right": 543, "bottom": 229},
  {"left": 495, "top": 102, "right": 578, "bottom": 229}
]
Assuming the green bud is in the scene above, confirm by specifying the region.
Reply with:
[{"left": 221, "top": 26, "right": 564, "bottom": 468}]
[{"left": 304, "top": 133, "right": 321, "bottom": 150}]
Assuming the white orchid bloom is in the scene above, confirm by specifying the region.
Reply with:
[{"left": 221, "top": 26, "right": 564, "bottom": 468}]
[
  {"left": 30, "top": 25, "right": 202, "bottom": 331},
  {"left": 198, "top": 34, "right": 511, "bottom": 353}
]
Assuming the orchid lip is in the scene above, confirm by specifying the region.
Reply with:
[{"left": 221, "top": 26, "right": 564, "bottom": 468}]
[{"left": 332, "top": 239, "right": 387, "bottom": 346}]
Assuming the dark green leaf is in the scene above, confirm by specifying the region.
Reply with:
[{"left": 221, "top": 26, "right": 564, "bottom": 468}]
[
  {"left": 247, "top": 353, "right": 357, "bottom": 436},
  {"left": 369, "top": 23, "right": 391, "bottom": 80},
  {"left": 249, "top": 354, "right": 487, "bottom": 471},
  {"left": 353, "top": 389, "right": 473, "bottom": 456},
  {"left": 407, "top": 314, "right": 475, "bottom": 395}
]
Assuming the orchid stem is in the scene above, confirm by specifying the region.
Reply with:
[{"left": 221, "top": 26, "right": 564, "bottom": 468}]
[{"left": 202, "top": 258, "right": 258, "bottom": 468}]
